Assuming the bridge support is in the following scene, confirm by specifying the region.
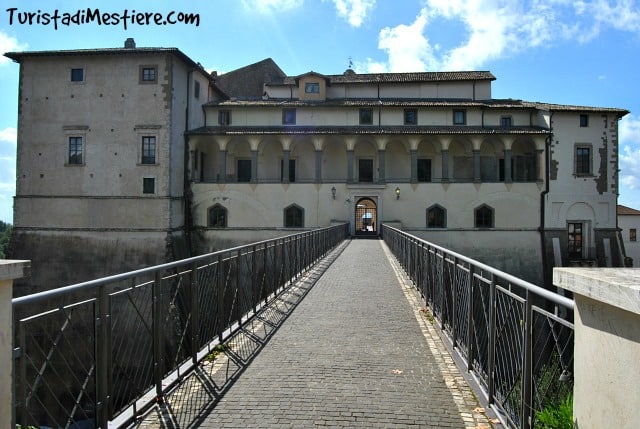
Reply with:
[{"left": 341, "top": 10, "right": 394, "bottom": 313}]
[
  {"left": 554, "top": 268, "right": 640, "bottom": 429},
  {"left": 1, "top": 260, "right": 30, "bottom": 429}
]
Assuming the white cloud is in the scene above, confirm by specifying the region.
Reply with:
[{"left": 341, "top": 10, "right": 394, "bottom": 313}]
[
  {"left": 0, "top": 31, "right": 27, "bottom": 65},
  {"left": 366, "top": 0, "right": 640, "bottom": 72},
  {"left": 0, "top": 127, "right": 17, "bottom": 145},
  {"left": 331, "top": 0, "right": 375, "bottom": 27},
  {"left": 619, "top": 114, "right": 640, "bottom": 190},
  {"left": 240, "top": 0, "right": 302, "bottom": 13}
]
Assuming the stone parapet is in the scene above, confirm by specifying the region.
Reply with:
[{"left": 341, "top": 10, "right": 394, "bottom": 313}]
[{"left": 554, "top": 268, "right": 640, "bottom": 429}]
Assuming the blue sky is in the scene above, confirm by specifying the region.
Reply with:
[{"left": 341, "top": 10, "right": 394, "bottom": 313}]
[{"left": 1, "top": 0, "right": 640, "bottom": 224}]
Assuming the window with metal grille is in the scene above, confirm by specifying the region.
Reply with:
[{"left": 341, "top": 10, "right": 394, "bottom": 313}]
[
  {"left": 427, "top": 205, "right": 446, "bottom": 228},
  {"left": 284, "top": 204, "right": 304, "bottom": 228},
  {"left": 208, "top": 204, "right": 227, "bottom": 228},
  {"left": 474, "top": 204, "right": 494, "bottom": 228}
]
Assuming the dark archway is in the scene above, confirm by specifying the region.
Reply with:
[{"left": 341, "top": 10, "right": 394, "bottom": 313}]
[{"left": 355, "top": 197, "right": 378, "bottom": 237}]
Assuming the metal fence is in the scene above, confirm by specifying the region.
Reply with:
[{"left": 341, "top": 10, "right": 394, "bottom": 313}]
[
  {"left": 12, "top": 223, "right": 348, "bottom": 429},
  {"left": 382, "top": 224, "right": 574, "bottom": 429}
]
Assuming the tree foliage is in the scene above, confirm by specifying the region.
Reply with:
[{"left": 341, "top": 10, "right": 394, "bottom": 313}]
[{"left": 0, "top": 221, "right": 12, "bottom": 259}]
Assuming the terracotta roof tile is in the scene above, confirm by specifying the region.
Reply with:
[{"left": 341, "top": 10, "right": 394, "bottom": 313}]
[{"left": 618, "top": 205, "right": 640, "bottom": 215}]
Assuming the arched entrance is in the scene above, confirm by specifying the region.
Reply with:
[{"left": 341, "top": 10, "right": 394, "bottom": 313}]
[{"left": 355, "top": 197, "right": 378, "bottom": 237}]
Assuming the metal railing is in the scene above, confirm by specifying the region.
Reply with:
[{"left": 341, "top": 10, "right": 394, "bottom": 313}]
[
  {"left": 12, "top": 223, "right": 348, "bottom": 428},
  {"left": 382, "top": 224, "right": 574, "bottom": 429}
]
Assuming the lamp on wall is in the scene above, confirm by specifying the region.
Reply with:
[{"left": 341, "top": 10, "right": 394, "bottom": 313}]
[
  {"left": 395, "top": 187, "right": 400, "bottom": 200},
  {"left": 331, "top": 186, "right": 336, "bottom": 200}
]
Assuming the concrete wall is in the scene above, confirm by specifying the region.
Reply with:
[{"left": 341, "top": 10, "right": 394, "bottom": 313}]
[{"left": 554, "top": 268, "right": 640, "bottom": 429}]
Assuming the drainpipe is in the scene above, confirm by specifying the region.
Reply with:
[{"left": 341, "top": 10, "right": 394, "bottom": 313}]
[
  {"left": 183, "top": 69, "right": 194, "bottom": 257},
  {"left": 540, "top": 113, "right": 553, "bottom": 288}
]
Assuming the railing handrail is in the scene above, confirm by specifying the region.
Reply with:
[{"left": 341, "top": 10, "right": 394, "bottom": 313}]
[
  {"left": 13, "top": 223, "right": 349, "bottom": 428},
  {"left": 12, "top": 226, "right": 339, "bottom": 307},
  {"left": 382, "top": 224, "right": 574, "bottom": 310},
  {"left": 381, "top": 224, "right": 575, "bottom": 429}
]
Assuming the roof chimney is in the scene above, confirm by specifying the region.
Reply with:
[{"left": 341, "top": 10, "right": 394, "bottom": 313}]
[{"left": 124, "top": 38, "right": 136, "bottom": 49}]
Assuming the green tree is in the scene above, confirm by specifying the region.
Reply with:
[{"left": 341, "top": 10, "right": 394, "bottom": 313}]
[{"left": 0, "top": 221, "right": 12, "bottom": 259}]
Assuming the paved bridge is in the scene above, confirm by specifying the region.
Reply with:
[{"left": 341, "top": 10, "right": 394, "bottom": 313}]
[
  {"left": 136, "top": 238, "right": 494, "bottom": 428},
  {"left": 12, "top": 224, "right": 574, "bottom": 429}
]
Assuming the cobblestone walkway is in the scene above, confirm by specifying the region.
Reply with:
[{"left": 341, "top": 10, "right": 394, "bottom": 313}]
[{"left": 135, "top": 239, "right": 493, "bottom": 428}]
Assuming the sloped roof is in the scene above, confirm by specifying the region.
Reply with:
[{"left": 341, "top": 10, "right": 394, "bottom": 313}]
[
  {"left": 188, "top": 125, "right": 549, "bottom": 137},
  {"left": 4, "top": 46, "right": 211, "bottom": 78},
  {"left": 618, "top": 205, "right": 640, "bottom": 216},
  {"left": 272, "top": 70, "right": 496, "bottom": 86},
  {"left": 214, "top": 58, "right": 286, "bottom": 100}
]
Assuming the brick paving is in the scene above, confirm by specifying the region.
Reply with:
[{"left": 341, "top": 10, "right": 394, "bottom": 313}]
[{"left": 135, "top": 239, "right": 494, "bottom": 428}]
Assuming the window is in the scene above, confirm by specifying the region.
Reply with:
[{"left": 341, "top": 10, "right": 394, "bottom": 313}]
[
  {"left": 631, "top": 228, "right": 637, "bottom": 242},
  {"left": 358, "top": 159, "right": 374, "bottom": 182},
  {"left": 500, "top": 116, "right": 512, "bottom": 128},
  {"left": 68, "top": 137, "right": 83, "bottom": 164},
  {"left": 284, "top": 204, "right": 304, "bottom": 228},
  {"left": 143, "top": 178, "right": 155, "bottom": 194},
  {"left": 404, "top": 109, "right": 418, "bottom": 125},
  {"left": 580, "top": 114, "right": 589, "bottom": 127},
  {"left": 453, "top": 110, "right": 466, "bottom": 125},
  {"left": 427, "top": 205, "right": 446, "bottom": 228},
  {"left": 417, "top": 159, "right": 432, "bottom": 182},
  {"left": 305, "top": 82, "right": 320, "bottom": 93},
  {"left": 208, "top": 204, "right": 227, "bottom": 228},
  {"left": 237, "top": 159, "right": 252, "bottom": 182},
  {"left": 282, "top": 108, "right": 296, "bottom": 125},
  {"left": 141, "top": 136, "right": 156, "bottom": 164},
  {"left": 219, "top": 110, "right": 231, "bottom": 125},
  {"left": 140, "top": 66, "right": 157, "bottom": 83},
  {"left": 194, "top": 81, "right": 200, "bottom": 99},
  {"left": 568, "top": 222, "right": 583, "bottom": 259},
  {"left": 474, "top": 204, "right": 494, "bottom": 228},
  {"left": 280, "top": 159, "right": 296, "bottom": 182},
  {"left": 575, "top": 145, "right": 592, "bottom": 176},
  {"left": 359, "top": 108, "right": 373, "bottom": 125},
  {"left": 70, "top": 68, "right": 84, "bottom": 82}
]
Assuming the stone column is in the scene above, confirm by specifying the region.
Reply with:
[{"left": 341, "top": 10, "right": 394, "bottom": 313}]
[
  {"left": 378, "top": 149, "right": 386, "bottom": 184},
  {"left": 0, "top": 260, "right": 30, "bottom": 429},
  {"left": 218, "top": 149, "right": 227, "bottom": 183},
  {"left": 251, "top": 149, "right": 258, "bottom": 183},
  {"left": 315, "top": 150, "right": 322, "bottom": 183},
  {"left": 410, "top": 149, "right": 418, "bottom": 183},
  {"left": 473, "top": 149, "right": 481, "bottom": 183},
  {"left": 504, "top": 149, "right": 512, "bottom": 183},
  {"left": 347, "top": 149, "right": 354, "bottom": 183},
  {"left": 441, "top": 150, "right": 450, "bottom": 182},
  {"left": 282, "top": 149, "right": 291, "bottom": 183}
]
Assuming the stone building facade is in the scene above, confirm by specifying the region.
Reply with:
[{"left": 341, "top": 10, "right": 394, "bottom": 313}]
[{"left": 5, "top": 42, "right": 629, "bottom": 290}]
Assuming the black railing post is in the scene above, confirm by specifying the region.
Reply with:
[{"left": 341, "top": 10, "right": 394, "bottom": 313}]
[
  {"left": 521, "top": 290, "right": 534, "bottom": 429},
  {"left": 467, "top": 265, "right": 475, "bottom": 372},
  {"left": 190, "top": 262, "right": 200, "bottom": 364},
  {"left": 452, "top": 256, "right": 459, "bottom": 348},
  {"left": 487, "top": 275, "right": 497, "bottom": 405},
  {"left": 95, "top": 284, "right": 112, "bottom": 428},
  {"left": 153, "top": 270, "right": 165, "bottom": 401},
  {"left": 17, "top": 320, "right": 26, "bottom": 429}
]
